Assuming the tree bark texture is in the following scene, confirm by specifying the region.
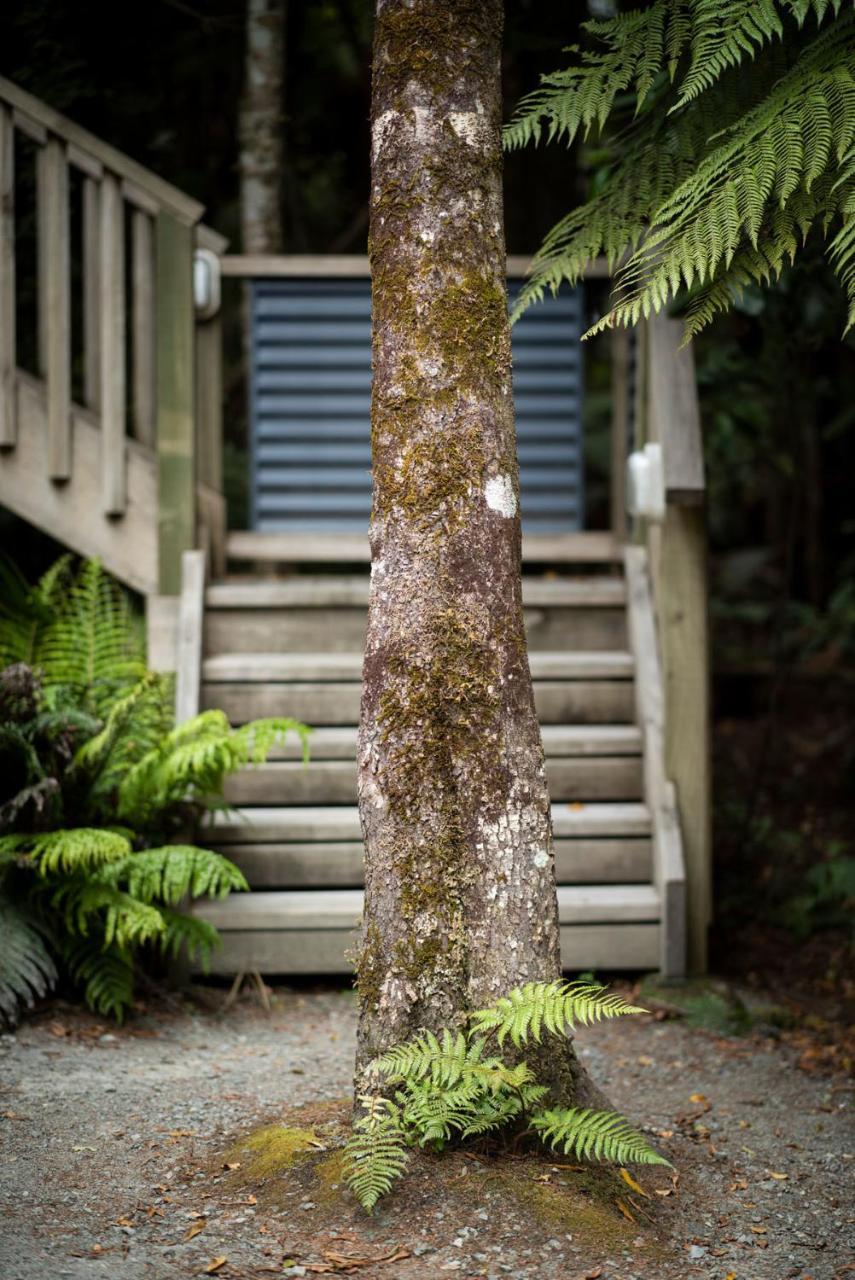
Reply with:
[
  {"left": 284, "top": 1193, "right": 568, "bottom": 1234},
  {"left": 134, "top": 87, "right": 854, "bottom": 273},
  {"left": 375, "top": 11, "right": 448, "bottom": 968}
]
[
  {"left": 240, "top": 0, "right": 284, "bottom": 253},
  {"left": 356, "top": 0, "right": 602, "bottom": 1107}
]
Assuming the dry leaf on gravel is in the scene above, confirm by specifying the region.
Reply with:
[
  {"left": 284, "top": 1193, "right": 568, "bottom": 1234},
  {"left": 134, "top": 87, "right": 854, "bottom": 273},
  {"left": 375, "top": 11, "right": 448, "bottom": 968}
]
[
  {"left": 619, "top": 1167, "right": 650, "bottom": 1198},
  {"left": 184, "top": 1220, "right": 206, "bottom": 1241},
  {"left": 204, "top": 1259, "right": 227, "bottom": 1274}
]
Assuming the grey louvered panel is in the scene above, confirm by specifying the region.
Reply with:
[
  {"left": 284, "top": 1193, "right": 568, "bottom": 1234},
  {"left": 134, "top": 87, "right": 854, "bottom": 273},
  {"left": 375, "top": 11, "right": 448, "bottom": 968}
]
[{"left": 249, "top": 278, "right": 584, "bottom": 533}]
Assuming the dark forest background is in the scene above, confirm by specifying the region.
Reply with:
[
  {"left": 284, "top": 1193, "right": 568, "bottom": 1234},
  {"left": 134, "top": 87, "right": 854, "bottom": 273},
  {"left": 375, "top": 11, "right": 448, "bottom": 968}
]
[{"left": 1, "top": 0, "right": 853, "bottom": 1020}]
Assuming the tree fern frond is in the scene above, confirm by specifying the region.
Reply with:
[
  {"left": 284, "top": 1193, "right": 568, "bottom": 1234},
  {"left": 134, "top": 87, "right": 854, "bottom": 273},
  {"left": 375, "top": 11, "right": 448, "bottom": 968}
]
[
  {"left": 345, "top": 1095, "right": 409, "bottom": 1212},
  {"left": 158, "top": 908, "right": 220, "bottom": 967},
  {"left": 0, "top": 558, "right": 56, "bottom": 669},
  {"left": 234, "top": 717, "right": 312, "bottom": 766},
  {"left": 99, "top": 845, "right": 248, "bottom": 906},
  {"left": 0, "top": 828, "right": 132, "bottom": 876},
  {"left": 0, "top": 895, "right": 57, "bottom": 1024},
  {"left": 470, "top": 980, "right": 646, "bottom": 1047},
  {"left": 61, "top": 939, "right": 135, "bottom": 1023},
  {"left": 532, "top": 1107, "right": 672, "bottom": 1166},
  {"left": 52, "top": 879, "right": 166, "bottom": 948}
]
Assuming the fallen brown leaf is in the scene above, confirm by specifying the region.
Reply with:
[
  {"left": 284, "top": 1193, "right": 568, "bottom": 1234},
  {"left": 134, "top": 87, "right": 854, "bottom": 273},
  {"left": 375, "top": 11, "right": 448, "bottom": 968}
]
[
  {"left": 619, "top": 1168, "right": 650, "bottom": 1198},
  {"left": 769, "top": 1171, "right": 789, "bottom": 1180},
  {"left": 223, "top": 1161, "right": 241, "bottom": 1170},
  {"left": 184, "top": 1220, "right": 206, "bottom": 1242},
  {"left": 204, "top": 1259, "right": 227, "bottom": 1274},
  {"left": 750, "top": 1225, "right": 767, "bottom": 1235},
  {"left": 615, "top": 1198, "right": 636, "bottom": 1223}
]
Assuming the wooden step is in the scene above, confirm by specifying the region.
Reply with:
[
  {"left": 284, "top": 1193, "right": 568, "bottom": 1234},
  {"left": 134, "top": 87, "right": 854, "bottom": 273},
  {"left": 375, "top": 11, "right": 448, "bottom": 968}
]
[
  {"left": 203, "top": 650, "right": 634, "bottom": 682},
  {"left": 206, "top": 576, "right": 626, "bottom": 609},
  {"left": 192, "top": 884, "right": 660, "bottom": 975},
  {"left": 225, "top": 530, "right": 622, "bottom": 566},
  {"left": 262, "top": 723, "right": 642, "bottom": 761},
  {"left": 207, "top": 802, "right": 651, "bottom": 843},
  {"left": 224, "top": 754, "right": 643, "bottom": 806},
  {"left": 213, "top": 838, "right": 652, "bottom": 888}
]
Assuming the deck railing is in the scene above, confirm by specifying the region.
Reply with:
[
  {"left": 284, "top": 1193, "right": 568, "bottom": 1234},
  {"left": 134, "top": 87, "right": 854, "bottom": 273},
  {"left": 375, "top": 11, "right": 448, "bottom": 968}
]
[{"left": 0, "top": 76, "right": 225, "bottom": 600}]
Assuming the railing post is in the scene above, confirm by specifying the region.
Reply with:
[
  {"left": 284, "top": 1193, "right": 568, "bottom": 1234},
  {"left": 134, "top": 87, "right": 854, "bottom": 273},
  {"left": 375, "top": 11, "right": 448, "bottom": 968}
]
[
  {"left": 155, "top": 210, "right": 196, "bottom": 596},
  {"left": 0, "top": 103, "right": 15, "bottom": 447},
  {"left": 39, "top": 136, "right": 71, "bottom": 479},
  {"left": 194, "top": 227, "right": 228, "bottom": 578},
  {"left": 647, "top": 314, "right": 711, "bottom": 973},
  {"left": 100, "top": 171, "right": 126, "bottom": 513},
  {"left": 82, "top": 176, "right": 100, "bottom": 412},
  {"left": 610, "top": 326, "right": 630, "bottom": 542},
  {"left": 132, "top": 210, "right": 155, "bottom": 447}
]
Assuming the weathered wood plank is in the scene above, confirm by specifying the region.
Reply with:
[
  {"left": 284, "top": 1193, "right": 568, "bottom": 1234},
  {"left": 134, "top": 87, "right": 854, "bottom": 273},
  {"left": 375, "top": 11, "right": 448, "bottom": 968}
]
[
  {"left": 131, "top": 210, "right": 155, "bottom": 447},
  {"left": 0, "top": 75, "right": 203, "bottom": 225},
  {"left": 146, "top": 594, "right": 180, "bottom": 673},
  {"left": 0, "top": 104, "right": 15, "bottom": 447},
  {"left": 202, "top": 678, "right": 634, "bottom": 726},
  {"left": 660, "top": 504, "right": 710, "bottom": 972},
  {"left": 193, "top": 883, "right": 659, "bottom": 932},
  {"left": 202, "top": 650, "right": 633, "bottom": 683},
  {"left": 82, "top": 177, "right": 100, "bottom": 411},
  {"left": 648, "top": 313, "right": 704, "bottom": 504},
  {"left": 198, "top": 920, "right": 659, "bottom": 976},
  {"left": 40, "top": 137, "right": 72, "bottom": 478},
  {"left": 610, "top": 325, "right": 630, "bottom": 540},
  {"left": 203, "top": 604, "right": 625, "bottom": 655},
  {"left": 155, "top": 211, "right": 196, "bottom": 594},
  {"left": 174, "top": 550, "right": 206, "bottom": 723},
  {"left": 625, "top": 544, "right": 687, "bottom": 979},
  {"left": 224, "top": 530, "right": 622, "bottom": 565},
  {"left": 99, "top": 172, "right": 126, "bottom": 514},
  {"left": 206, "top": 575, "right": 626, "bottom": 609},
  {"left": 218, "top": 253, "right": 611, "bottom": 280},
  {"left": 0, "top": 374, "right": 158, "bottom": 594},
  {"left": 223, "top": 754, "right": 643, "bottom": 806},
  {"left": 206, "top": 802, "right": 651, "bottom": 844},
  {"left": 209, "top": 837, "right": 651, "bottom": 889}
]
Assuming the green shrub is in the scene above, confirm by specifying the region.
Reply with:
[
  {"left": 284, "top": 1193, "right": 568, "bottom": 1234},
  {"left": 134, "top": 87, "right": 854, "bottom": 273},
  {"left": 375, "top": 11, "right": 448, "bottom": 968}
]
[{"left": 0, "top": 556, "right": 309, "bottom": 1024}]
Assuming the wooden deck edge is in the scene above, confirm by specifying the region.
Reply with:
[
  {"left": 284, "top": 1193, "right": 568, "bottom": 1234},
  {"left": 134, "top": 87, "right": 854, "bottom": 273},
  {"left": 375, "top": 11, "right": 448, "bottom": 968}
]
[
  {"left": 225, "top": 530, "right": 623, "bottom": 565},
  {"left": 623, "top": 544, "right": 687, "bottom": 979}
]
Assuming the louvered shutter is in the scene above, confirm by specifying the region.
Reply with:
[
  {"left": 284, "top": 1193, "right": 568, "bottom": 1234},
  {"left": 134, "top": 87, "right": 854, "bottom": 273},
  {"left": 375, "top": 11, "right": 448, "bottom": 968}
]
[{"left": 249, "top": 277, "right": 584, "bottom": 532}]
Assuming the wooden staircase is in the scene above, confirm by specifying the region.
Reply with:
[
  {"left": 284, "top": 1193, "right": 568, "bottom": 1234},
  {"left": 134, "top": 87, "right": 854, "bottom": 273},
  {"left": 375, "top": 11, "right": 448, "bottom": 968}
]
[{"left": 191, "top": 540, "right": 686, "bottom": 978}]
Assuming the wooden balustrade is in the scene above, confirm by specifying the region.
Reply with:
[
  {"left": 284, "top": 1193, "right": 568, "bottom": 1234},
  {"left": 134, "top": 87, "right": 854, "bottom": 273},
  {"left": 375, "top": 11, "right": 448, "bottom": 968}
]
[
  {"left": 635, "top": 312, "right": 711, "bottom": 973},
  {"left": 0, "top": 75, "right": 225, "bottom": 605}
]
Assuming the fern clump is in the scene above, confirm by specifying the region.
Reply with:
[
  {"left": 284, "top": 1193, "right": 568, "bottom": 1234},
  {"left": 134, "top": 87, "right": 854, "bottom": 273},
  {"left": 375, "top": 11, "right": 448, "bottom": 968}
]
[
  {"left": 0, "top": 554, "right": 310, "bottom": 1025},
  {"left": 346, "top": 980, "right": 670, "bottom": 1213},
  {"left": 506, "top": 1, "right": 855, "bottom": 337}
]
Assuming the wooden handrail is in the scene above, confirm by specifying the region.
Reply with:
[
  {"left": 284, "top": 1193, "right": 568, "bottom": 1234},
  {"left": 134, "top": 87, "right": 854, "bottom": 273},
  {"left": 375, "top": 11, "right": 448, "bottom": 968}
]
[
  {"left": 647, "top": 313, "right": 705, "bottom": 503},
  {"left": 219, "top": 252, "right": 612, "bottom": 279},
  {"left": 0, "top": 76, "right": 203, "bottom": 225}
]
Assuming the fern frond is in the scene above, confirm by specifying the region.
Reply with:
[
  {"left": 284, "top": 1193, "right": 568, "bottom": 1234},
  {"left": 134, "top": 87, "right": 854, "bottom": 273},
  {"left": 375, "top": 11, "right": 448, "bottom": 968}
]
[
  {"left": 98, "top": 845, "right": 248, "bottom": 906},
  {"left": 532, "top": 1107, "right": 672, "bottom": 1166},
  {"left": 470, "top": 980, "right": 646, "bottom": 1047},
  {"left": 61, "top": 939, "right": 135, "bottom": 1022},
  {"left": 158, "top": 908, "right": 220, "bottom": 967},
  {"left": 52, "top": 879, "right": 166, "bottom": 948},
  {"left": 0, "top": 558, "right": 56, "bottom": 669},
  {"left": 234, "top": 717, "right": 312, "bottom": 766},
  {"left": 344, "top": 1095, "right": 409, "bottom": 1212},
  {"left": 0, "top": 828, "right": 132, "bottom": 876},
  {"left": 395, "top": 1076, "right": 486, "bottom": 1146},
  {"left": 0, "top": 895, "right": 57, "bottom": 1024}
]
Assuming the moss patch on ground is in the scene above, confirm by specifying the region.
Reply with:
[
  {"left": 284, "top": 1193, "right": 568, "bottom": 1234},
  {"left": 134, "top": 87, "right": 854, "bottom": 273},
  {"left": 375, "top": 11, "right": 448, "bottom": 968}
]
[{"left": 639, "top": 974, "right": 795, "bottom": 1036}]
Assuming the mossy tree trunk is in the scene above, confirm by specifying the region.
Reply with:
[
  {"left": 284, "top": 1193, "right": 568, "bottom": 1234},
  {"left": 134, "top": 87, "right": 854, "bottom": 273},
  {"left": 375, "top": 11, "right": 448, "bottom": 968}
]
[
  {"left": 356, "top": 0, "right": 602, "bottom": 1107},
  {"left": 240, "top": 0, "right": 284, "bottom": 254}
]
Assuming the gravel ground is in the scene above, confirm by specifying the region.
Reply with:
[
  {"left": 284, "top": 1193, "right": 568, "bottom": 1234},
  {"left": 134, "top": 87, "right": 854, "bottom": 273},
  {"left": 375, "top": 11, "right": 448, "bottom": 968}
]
[{"left": 0, "top": 984, "right": 852, "bottom": 1280}]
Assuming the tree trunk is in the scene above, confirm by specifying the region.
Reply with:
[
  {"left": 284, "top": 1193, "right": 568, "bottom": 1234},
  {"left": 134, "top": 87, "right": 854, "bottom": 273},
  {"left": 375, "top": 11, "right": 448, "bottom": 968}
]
[
  {"left": 356, "top": 0, "right": 602, "bottom": 1108},
  {"left": 240, "top": 0, "right": 284, "bottom": 253}
]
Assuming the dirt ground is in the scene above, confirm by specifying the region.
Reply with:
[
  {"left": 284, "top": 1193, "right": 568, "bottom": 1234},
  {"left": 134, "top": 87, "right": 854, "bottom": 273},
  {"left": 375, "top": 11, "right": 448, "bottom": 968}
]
[{"left": 0, "top": 982, "right": 852, "bottom": 1280}]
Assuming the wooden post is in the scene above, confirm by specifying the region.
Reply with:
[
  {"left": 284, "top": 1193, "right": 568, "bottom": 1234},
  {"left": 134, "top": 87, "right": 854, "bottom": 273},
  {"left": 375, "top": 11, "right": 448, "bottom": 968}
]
[
  {"left": 155, "top": 210, "right": 196, "bottom": 596},
  {"left": 0, "top": 103, "right": 15, "bottom": 447},
  {"left": 100, "top": 172, "right": 126, "bottom": 513},
  {"left": 132, "top": 209, "right": 155, "bottom": 447},
  {"left": 82, "top": 176, "right": 100, "bottom": 411},
  {"left": 174, "top": 548, "right": 206, "bottom": 723},
  {"left": 659, "top": 504, "right": 710, "bottom": 972},
  {"left": 40, "top": 137, "right": 71, "bottom": 479},
  {"left": 610, "top": 326, "right": 629, "bottom": 542}
]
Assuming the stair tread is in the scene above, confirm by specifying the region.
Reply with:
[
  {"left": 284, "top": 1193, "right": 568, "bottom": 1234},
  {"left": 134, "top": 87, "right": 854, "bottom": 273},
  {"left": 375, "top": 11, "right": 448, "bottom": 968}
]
[
  {"left": 203, "top": 650, "right": 634, "bottom": 682},
  {"left": 193, "top": 883, "right": 660, "bottom": 930},
  {"left": 225, "top": 530, "right": 622, "bottom": 566},
  {"left": 249, "top": 723, "right": 643, "bottom": 761},
  {"left": 208, "top": 802, "right": 652, "bottom": 841},
  {"left": 207, "top": 575, "right": 626, "bottom": 610}
]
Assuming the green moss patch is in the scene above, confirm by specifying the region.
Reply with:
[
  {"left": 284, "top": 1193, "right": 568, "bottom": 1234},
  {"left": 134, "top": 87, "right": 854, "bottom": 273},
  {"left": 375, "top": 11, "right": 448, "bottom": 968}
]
[{"left": 224, "top": 1125, "right": 322, "bottom": 1179}]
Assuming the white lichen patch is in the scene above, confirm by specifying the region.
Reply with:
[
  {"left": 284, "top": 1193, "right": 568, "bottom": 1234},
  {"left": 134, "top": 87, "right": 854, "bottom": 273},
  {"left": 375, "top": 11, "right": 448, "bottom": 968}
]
[
  {"left": 485, "top": 474, "right": 517, "bottom": 518},
  {"left": 533, "top": 849, "right": 549, "bottom": 869},
  {"left": 448, "top": 111, "right": 486, "bottom": 147},
  {"left": 371, "top": 109, "right": 400, "bottom": 161}
]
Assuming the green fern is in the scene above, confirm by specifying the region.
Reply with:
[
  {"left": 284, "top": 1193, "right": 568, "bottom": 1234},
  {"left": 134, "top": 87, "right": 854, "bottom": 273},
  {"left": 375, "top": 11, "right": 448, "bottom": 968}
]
[
  {"left": 0, "top": 828, "right": 133, "bottom": 876},
  {"left": 61, "top": 939, "right": 135, "bottom": 1023},
  {"left": 532, "top": 1107, "right": 672, "bottom": 1166},
  {"left": 0, "top": 895, "right": 57, "bottom": 1023},
  {"left": 98, "top": 844, "right": 248, "bottom": 906},
  {"left": 344, "top": 1096, "right": 410, "bottom": 1212},
  {"left": 346, "top": 979, "right": 668, "bottom": 1212},
  {"left": 507, "top": 0, "right": 855, "bottom": 336},
  {"left": 470, "top": 980, "right": 646, "bottom": 1046}
]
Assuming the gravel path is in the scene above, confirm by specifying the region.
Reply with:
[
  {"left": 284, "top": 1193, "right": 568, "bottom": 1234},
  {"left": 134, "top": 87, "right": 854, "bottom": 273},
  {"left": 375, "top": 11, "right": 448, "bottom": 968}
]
[{"left": 0, "top": 984, "right": 852, "bottom": 1280}]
